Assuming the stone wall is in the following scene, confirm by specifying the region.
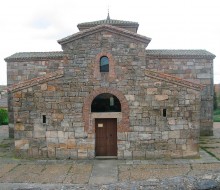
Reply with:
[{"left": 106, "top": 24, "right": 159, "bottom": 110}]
[
  {"left": 11, "top": 75, "right": 200, "bottom": 159},
  {"left": 10, "top": 31, "right": 201, "bottom": 159},
  {"left": 7, "top": 59, "right": 65, "bottom": 86},
  {"left": 146, "top": 57, "right": 213, "bottom": 136}
]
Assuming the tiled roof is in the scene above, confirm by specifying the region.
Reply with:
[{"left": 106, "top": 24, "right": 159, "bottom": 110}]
[
  {"left": 146, "top": 49, "right": 215, "bottom": 59},
  {"left": 77, "top": 19, "right": 139, "bottom": 28},
  {"left": 58, "top": 24, "right": 151, "bottom": 45},
  {"left": 8, "top": 70, "right": 64, "bottom": 93},
  {"left": 5, "top": 51, "right": 64, "bottom": 62},
  {"left": 4, "top": 50, "right": 215, "bottom": 63},
  {"left": 145, "top": 69, "right": 205, "bottom": 91}
]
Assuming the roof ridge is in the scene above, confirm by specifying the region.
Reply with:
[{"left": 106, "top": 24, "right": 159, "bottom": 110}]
[
  {"left": 145, "top": 69, "right": 205, "bottom": 91},
  {"left": 8, "top": 70, "right": 64, "bottom": 92}
]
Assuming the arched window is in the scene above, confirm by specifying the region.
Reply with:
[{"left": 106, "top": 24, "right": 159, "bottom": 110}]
[
  {"left": 91, "top": 93, "right": 121, "bottom": 112},
  {"left": 100, "top": 56, "right": 109, "bottom": 72}
]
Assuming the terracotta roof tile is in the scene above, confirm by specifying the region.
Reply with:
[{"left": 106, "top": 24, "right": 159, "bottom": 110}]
[
  {"left": 8, "top": 70, "right": 64, "bottom": 92},
  {"left": 145, "top": 69, "right": 205, "bottom": 91}
]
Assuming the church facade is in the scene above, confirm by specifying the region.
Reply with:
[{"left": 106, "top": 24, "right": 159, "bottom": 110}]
[{"left": 5, "top": 16, "right": 215, "bottom": 159}]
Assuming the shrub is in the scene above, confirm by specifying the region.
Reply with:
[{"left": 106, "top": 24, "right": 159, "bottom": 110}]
[{"left": 0, "top": 109, "right": 8, "bottom": 125}]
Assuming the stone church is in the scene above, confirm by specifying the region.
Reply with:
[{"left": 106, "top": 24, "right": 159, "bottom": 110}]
[{"left": 5, "top": 15, "right": 215, "bottom": 159}]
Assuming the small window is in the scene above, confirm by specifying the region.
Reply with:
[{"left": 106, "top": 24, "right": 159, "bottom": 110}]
[
  {"left": 100, "top": 56, "right": 109, "bottom": 72},
  {"left": 43, "top": 115, "right": 46, "bottom": 124},
  {"left": 163, "top": 109, "right": 167, "bottom": 117}
]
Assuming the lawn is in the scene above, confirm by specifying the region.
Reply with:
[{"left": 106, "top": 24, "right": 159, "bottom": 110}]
[{"left": 214, "top": 108, "right": 220, "bottom": 122}]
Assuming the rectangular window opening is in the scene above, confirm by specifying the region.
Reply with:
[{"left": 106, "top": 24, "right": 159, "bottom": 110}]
[
  {"left": 43, "top": 115, "right": 46, "bottom": 124},
  {"left": 163, "top": 109, "right": 167, "bottom": 117}
]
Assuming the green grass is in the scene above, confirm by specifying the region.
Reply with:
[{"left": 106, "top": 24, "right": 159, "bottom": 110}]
[{"left": 213, "top": 108, "right": 220, "bottom": 122}]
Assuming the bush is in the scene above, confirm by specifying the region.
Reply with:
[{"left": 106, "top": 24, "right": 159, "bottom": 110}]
[{"left": 0, "top": 109, "right": 8, "bottom": 125}]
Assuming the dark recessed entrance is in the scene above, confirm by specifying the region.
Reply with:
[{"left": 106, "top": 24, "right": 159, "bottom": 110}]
[
  {"left": 92, "top": 93, "right": 120, "bottom": 157},
  {"left": 91, "top": 93, "right": 121, "bottom": 112}
]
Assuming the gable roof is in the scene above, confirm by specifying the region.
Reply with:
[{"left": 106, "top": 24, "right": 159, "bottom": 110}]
[
  {"left": 5, "top": 51, "right": 64, "bottom": 62},
  {"left": 78, "top": 18, "right": 139, "bottom": 28},
  {"left": 58, "top": 24, "right": 151, "bottom": 45},
  {"left": 77, "top": 18, "right": 139, "bottom": 32},
  {"left": 146, "top": 49, "right": 215, "bottom": 59},
  {"left": 8, "top": 70, "right": 64, "bottom": 93},
  {"left": 145, "top": 69, "right": 205, "bottom": 91}
]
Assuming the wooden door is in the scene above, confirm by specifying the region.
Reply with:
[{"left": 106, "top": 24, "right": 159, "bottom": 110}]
[{"left": 95, "top": 118, "right": 117, "bottom": 156}]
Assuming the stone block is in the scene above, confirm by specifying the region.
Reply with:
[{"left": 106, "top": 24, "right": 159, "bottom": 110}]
[
  {"left": 47, "top": 147, "right": 55, "bottom": 158},
  {"left": 34, "top": 124, "right": 46, "bottom": 132},
  {"left": 58, "top": 131, "right": 68, "bottom": 139},
  {"left": 169, "top": 131, "right": 180, "bottom": 139},
  {"left": 67, "top": 139, "right": 77, "bottom": 149},
  {"left": 68, "top": 132, "right": 75, "bottom": 138},
  {"left": 117, "top": 132, "right": 126, "bottom": 140},
  {"left": 41, "top": 83, "right": 47, "bottom": 90},
  {"left": 145, "top": 151, "right": 155, "bottom": 159},
  {"left": 75, "top": 127, "right": 87, "bottom": 138},
  {"left": 125, "top": 95, "right": 135, "bottom": 101},
  {"left": 14, "top": 92, "right": 22, "bottom": 98},
  {"left": 15, "top": 139, "right": 29, "bottom": 150},
  {"left": 170, "top": 125, "right": 184, "bottom": 130},
  {"left": 46, "top": 131, "right": 58, "bottom": 138},
  {"left": 78, "top": 149, "right": 87, "bottom": 159},
  {"left": 87, "top": 150, "right": 95, "bottom": 159},
  {"left": 34, "top": 131, "right": 46, "bottom": 138},
  {"left": 56, "top": 148, "right": 70, "bottom": 159},
  {"left": 14, "top": 123, "right": 24, "bottom": 131},
  {"left": 61, "top": 121, "right": 70, "bottom": 128},
  {"left": 46, "top": 137, "right": 58, "bottom": 144},
  {"left": 155, "top": 95, "right": 168, "bottom": 101},
  {"left": 162, "top": 131, "right": 168, "bottom": 140},
  {"left": 133, "top": 151, "right": 145, "bottom": 159},
  {"left": 147, "top": 88, "right": 157, "bottom": 95},
  {"left": 139, "top": 133, "right": 152, "bottom": 140},
  {"left": 128, "top": 132, "right": 139, "bottom": 141},
  {"left": 69, "top": 149, "right": 78, "bottom": 159},
  {"left": 52, "top": 113, "right": 64, "bottom": 121},
  {"left": 167, "top": 118, "right": 176, "bottom": 125},
  {"left": 47, "top": 85, "right": 56, "bottom": 91},
  {"left": 124, "top": 150, "right": 132, "bottom": 159},
  {"left": 134, "top": 126, "right": 145, "bottom": 132}
]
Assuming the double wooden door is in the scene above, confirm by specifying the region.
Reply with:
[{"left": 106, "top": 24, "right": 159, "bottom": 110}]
[{"left": 95, "top": 118, "right": 117, "bottom": 156}]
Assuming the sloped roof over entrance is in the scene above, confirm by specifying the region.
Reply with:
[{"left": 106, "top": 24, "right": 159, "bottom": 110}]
[
  {"left": 8, "top": 70, "right": 64, "bottom": 93},
  {"left": 58, "top": 24, "right": 151, "bottom": 46},
  {"left": 145, "top": 69, "right": 205, "bottom": 91}
]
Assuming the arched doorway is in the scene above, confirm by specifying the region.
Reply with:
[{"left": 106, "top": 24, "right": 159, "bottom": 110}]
[
  {"left": 92, "top": 93, "right": 120, "bottom": 156},
  {"left": 91, "top": 93, "right": 121, "bottom": 112}
]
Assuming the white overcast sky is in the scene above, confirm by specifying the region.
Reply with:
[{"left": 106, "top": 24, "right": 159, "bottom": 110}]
[{"left": 0, "top": 0, "right": 219, "bottom": 85}]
